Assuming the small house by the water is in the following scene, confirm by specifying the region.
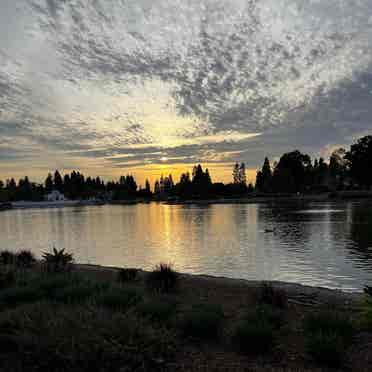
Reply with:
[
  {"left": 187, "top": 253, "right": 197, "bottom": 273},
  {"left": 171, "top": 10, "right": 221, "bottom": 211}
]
[{"left": 45, "top": 190, "right": 66, "bottom": 202}]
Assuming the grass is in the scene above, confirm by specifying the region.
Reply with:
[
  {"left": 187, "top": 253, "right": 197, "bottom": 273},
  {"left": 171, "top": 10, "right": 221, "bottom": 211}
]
[
  {"left": 232, "top": 305, "right": 281, "bottom": 354},
  {"left": 138, "top": 297, "right": 177, "bottom": 323},
  {"left": 118, "top": 268, "right": 139, "bottom": 283},
  {"left": 0, "top": 303, "right": 176, "bottom": 372},
  {"left": 258, "top": 282, "right": 288, "bottom": 309},
  {"left": 180, "top": 303, "right": 224, "bottom": 340},
  {"left": 146, "top": 263, "right": 178, "bottom": 293},
  {"left": 303, "top": 311, "right": 354, "bottom": 367},
  {"left": 95, "top": 286, "right": 143, "bottom": 310}
]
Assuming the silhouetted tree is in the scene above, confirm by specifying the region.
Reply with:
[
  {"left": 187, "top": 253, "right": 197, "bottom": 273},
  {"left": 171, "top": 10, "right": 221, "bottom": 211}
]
[
  {"left": 45, "top": 173, "right": 53, "bottom": 193},
  {"left": 54, "top": 170, "right": 63, "bottom": 193},
  {"left": 345, "top": 135, "right": 372, "bottom": 189},
  {"left": 272, "top": 150, "right": 311, "bottom": 193}
]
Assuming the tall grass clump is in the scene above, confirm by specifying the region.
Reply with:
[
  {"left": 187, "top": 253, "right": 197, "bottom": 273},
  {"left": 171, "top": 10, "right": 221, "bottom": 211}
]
[
  {"left": 180, "top": 303, "right": 224, "bottom": 340},
  {"left": 146, "top": 263, "right": 178, "bottom": 293},
  {"left": 42, "top": 247, "right": 74, "bottom": 272},
  {"left": 304, "top": 311, "right": 354, "bottom": 367},
  {"left": 232, "top": 305, "right": 281, "bottom": 354}
]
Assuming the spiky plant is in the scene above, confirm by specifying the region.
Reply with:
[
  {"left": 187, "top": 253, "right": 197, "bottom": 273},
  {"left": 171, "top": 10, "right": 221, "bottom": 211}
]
[{"left": 42, "top": 247, "right": 74, "bottom": 272}]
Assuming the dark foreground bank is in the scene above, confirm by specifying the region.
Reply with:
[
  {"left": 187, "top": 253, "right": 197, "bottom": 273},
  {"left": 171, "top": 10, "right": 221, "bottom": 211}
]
[{"left": 0, "top": 258, "right": 372, "bottom": 372}]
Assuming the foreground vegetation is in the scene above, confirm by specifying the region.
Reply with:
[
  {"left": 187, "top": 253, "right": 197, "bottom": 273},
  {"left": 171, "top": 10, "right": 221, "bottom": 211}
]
[{"left": 0, "top": 250, "right": 372, "bottom": 371}]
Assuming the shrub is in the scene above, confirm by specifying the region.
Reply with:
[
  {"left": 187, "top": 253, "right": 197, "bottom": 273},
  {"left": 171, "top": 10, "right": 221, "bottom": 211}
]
[
  {"left": 96, "top": 287, "right": 142, "bottom": 311},
  {"left": 0, "top": 303, "right": 176, "bottom": 372},
  {"left": 364, "top": 285, "right": 372, "bottom": 297},
  {"left": 42, "top": 247, "right": 74, "bottom": 272},
  {"left": 258, "top": 282, "right": 287, "bottom": 309},
  {"left": 118, "top": 268, "right": 139, "bottom": 283},
  {"left": 146, "top": 263, "right": 178, "bottom": 293},
  {"left": 232, "top": 306, "right": 279, "bottom": 354},
  {"left": 138, "top": 298, "right": 176, "bottom": 323},
  {"left": 0, "top": 286, "right": 44, "bottom": 308},
  {"left": 16, "top": 250, "right": 36, "bottom": 268},
  {"left": 359, "top": 296, "right": 372, "bottom": 329},
  {"left": 304, "top": 311, "right": 354, "bottom": 367},
  {"left": 305, "top": 331, "right": 345, "bottom": 367},
  {"left": 181, "top": 304, "right": 224, "bottom": 340},
  {"left": 0, "top": 251, "right": 16, "bottom": 266},
  {"left": 304, "top": 311, "right": 353, "bottom": 343},
  {"left": 0, "top": 270, "right": 16, "bottom": 289}
]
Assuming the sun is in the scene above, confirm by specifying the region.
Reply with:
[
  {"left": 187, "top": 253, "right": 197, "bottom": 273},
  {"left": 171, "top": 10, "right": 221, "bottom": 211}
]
[{"left": 160, "top": 157, "right": 168, "bottom": 162}]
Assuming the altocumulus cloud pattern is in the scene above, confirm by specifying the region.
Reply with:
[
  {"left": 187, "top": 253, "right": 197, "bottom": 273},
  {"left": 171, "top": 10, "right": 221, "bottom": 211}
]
[{"left": 1, "top": 0, "right": 372, "bottom": 176}]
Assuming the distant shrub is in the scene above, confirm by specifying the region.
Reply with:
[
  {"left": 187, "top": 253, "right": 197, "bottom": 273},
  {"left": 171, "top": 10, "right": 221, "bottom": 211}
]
[
  {"left": 146, "top": 263, "right": 178, "bottom": 293},
  {"left": 138, "top": 298, "right": 176, "bottom": 323},
  {"left": 0, "top": 251, "right": 16, "bottom": 266},
  {"left": 181, "top": 304, "right": 224, "bottom": 340},
  {"left": 258, "top": 282, "right": 287, "bottom": 309},
  {"left": 16, "top": 250, "right": 36, "bottom": 268},
  {"left": 304, "top": 311, "right": 354, "bottom": 367},
  {"left": 42, "top": 247, "right": 74, "bottom": 272},
  {"left": 96, "top": 287, "right": 143, "bottom": 311},
  {"left": 118, "top": 268, "right": 139, "bottom": 283},
  {"left": 232, "top": 306, "right": 279, "bottom": 354}
]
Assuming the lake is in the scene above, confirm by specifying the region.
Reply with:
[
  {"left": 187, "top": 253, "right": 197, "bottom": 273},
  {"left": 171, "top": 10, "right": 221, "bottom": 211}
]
[{"left": 1, "top": 201, "right": 372, "bottom": 291}]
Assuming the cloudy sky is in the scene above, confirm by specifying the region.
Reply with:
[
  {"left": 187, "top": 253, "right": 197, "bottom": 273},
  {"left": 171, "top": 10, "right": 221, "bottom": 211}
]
[{"left": 1, "top": 0, "right": 372, "bottom": 185}]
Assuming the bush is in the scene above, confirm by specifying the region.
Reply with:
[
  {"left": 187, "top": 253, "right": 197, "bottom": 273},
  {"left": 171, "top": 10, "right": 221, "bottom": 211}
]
[
  {"left": 0, "top": 251, "right": 16, "bottom": 266},
  {"left": 138, "top": 298, "right": 176, "bottom": 323},
  {"left": 359, "top": 296, "right": 372, "bottom": 329},
  {"left": 16, "top": 250, "right": 36, "bottom": 268},
  {"left": 304, "top": 311, "right": 354, "bottom": 367},
  {"left": 181, "top": 304, "right": 224, "bottom": 340},
  {"left": 146, "top": 263, "right": 178, "bottom": 293},
  {"left": 0, "top": 286, "right": 44, "bottom": 308},
  {"left": 96, "top": 287, "right": 142, "bottom": 311},
  {"left": 42, "top": 247, "right": 74, "bottom": 272},
  {"left": 118, "top": 268, "right": 139, "bottom": 283},
  {"left": 0, "top": 270, "right": 16, "bottom": 289},
  {"left": 50, "top": 281, "right": 100, "bottom": 304},
  {"left": 304, "top": 311, "right": 353, "bottom": 343},
  {"left": 258, "top": 282, "right": 287, "bottom": 309},
  {"left": 305, "top": 331, "right": 345, "bottom": 367},
  {"left": 0, "top": 303, "right": 176, "bottom": 372},
  {"left": 232, "top": 306, "right": 279, "bottom": 354}
]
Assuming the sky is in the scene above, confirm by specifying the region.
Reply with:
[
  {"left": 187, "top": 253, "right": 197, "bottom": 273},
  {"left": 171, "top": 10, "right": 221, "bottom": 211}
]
[{"left": 1, "top": 0, "right": 372, "bottom": 187}]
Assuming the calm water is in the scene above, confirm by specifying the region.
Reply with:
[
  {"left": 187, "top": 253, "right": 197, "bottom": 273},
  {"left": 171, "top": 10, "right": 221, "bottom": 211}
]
[{"left": 1, "top": 201, "right": 372, "bottom": 291}]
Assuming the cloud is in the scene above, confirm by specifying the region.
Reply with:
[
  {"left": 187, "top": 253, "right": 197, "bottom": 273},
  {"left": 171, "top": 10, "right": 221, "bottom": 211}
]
[{"left": 1, "top": 0, "right": 372, "bottom": 179}]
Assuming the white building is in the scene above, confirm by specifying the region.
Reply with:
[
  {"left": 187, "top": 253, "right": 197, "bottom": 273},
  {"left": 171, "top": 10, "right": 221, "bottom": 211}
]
[{"left": 45, "top": 190, "right": 66, "bottom": 202}]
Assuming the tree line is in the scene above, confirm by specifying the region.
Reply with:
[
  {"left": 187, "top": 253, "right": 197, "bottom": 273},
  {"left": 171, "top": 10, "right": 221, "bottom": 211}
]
[
  {"left": 1, "top": 135, "right": 371, "bottom": 202},
  {"left": 255, "top": 135, "right": 372, "bottom": 194}
]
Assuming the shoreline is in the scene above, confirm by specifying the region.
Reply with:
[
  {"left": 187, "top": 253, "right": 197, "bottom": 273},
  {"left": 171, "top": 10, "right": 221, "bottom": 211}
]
[
  {"left": 76, "top": 263, "right": 363, "bottom": 305},
  {"left": 3, "top": 193, "right": 372, "bottom": 211}
]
